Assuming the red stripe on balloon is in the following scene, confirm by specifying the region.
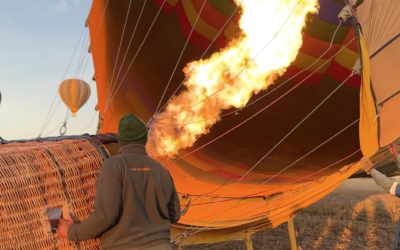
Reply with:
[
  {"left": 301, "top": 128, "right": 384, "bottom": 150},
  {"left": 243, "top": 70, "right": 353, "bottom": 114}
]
[
  {"left": 175, "top": 1, "right": 214, "bottom": 50},
  {"left": 327, "top": 61, "right": 361, "bottom": 88}
]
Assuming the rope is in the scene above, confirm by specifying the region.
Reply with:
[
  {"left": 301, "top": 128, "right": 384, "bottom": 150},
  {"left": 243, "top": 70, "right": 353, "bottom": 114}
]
[
  {"left": 44, "top": 111, "right": 72, "bottom": 137},
  {"left": 38, "top": 26, "right": 85, "bottom": 138},
  {"left": 102, "top": 0, "right": 164, "bottom": 118},
  {"left": 76, "top": 31, "right": 92, "bottom": 80},
  {"left": 39, "top": 0, "right": 110, "bottom": 138},
  {"left": 164, "top": 37, "right": 354, "bottom": 167},
  {"left": 153, "top": 0, "right": 244, "bottom": 118},
  {"left": 230, "top": 72, "right": 355, "bottom": 189},
  {"left": 104, "top": 0, "right": 133, "bottom": 110},
  {"left": 178, "top": 72, "right": 356, "bottom": 235},
  {"left": 75, "top": 28, "right": 89, "bottom": 78},
  {"left": 157, "top": 22, "right": 343, "bottom": 124},
  {"left": 178, "top": 148, "right": 360, "bottom": 208},
  {"left": 173, "top": 149, "right": 359, "bottom": 233},
  {"left": 80, "top": 48, "right": 92, "bottom": 79},
  {"left": 79, "top": 110, "right": 99, "bottom": 135},
  {"left": 102, "top": 0, "right": 148, "bottom": 114},
  {"left": 156, "top": 0, "right": 304, "bottom": 122},
  {"left": 151, "top": 0, "right": 208, "bottom": 122},
  {"left": 169, "top": 26, "right": 349, "bottom": 238},
  {"left": 172, "top": 149, "right": 360, "bottom": 249},
  {"left": 166, "top": 33, "right": 357, "bottom": 239},
  {"left": 44, "top": 122, "right": 63, "bottom": 137},
  {"left": 41, "top": 30, "right": 91, "bottom": 137},
  {"left": 186, "top": 118, "right": 359, "bottom": 236}
]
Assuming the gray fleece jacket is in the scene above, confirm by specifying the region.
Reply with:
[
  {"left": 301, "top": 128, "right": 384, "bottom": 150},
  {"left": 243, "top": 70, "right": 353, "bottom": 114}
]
[{"left": 67, "top": 144, "right": 181, "bottom": 250}]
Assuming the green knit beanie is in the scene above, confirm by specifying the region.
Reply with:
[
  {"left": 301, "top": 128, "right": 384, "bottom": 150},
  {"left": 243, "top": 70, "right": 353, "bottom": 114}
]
[{"left": 117, "top": 113, "right": 148, "bottom": 146}]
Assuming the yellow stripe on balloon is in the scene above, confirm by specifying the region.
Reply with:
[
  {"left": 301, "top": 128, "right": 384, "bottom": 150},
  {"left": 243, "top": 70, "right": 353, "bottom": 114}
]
[
  {"left": 224, "top": 21, "right": 239, "bottom": 41},
  {"left": 181, "top": 0, "right": 219, "bottom": 41},
  {"left": 334, "top": 46, "right": 359, "bottom": 70},
  {"left": 291, "top": 52, "right": 331, "bottom": 73}
]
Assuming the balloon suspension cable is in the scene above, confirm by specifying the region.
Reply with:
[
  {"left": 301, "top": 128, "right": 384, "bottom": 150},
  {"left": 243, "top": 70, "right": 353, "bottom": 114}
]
[
  {"left": 152, "top": 0, "right": 207, "bottom": 122},
  {"left": 102, "top": 0, "right": 167, "bottom": 117},
  {"left": 229, "top": 72, "right": 356, "bottom": 190},
  {"left": 155, "top": 0, "right": 303, "bottom": 123},
  {"left": 156, "top": 20, "right": 343, "bottom": 123},
  {"left": 148, "top": 0, "right": 209, "bottom": 131},
  {"left": 41, "top": 1, "right": 109, "bottom": 138},
  {"left": 104, "top": 0, "right": 133, "bottom": 109},
  {"left": 40, "top": 17, "right": 94, "bottom": 138},
  {"left": 165, "top": 38, "right": 358, "bottom": 237},
  {"left": 79, "top": 110, "right": 98, "bottom": 135},
  {"left": 74, "top": 29, "right": 89, "bottom": 78},
  {"left": 157, "top": 23, "right": 345, "bottom": 126},
  {"left": 171, "top": 149, "right": 361, "bottom": 248},
  {"left": 38, "top": 26, "right": 85, "bottom": 138},
  {"left": 180, "top": 71, "right": 357, "bottom": 237},
  {"left": 154, "top": 0, "right": 244, "bottom": 118},
  {"left": 167, "top": 20, "right": 351, "bottom": 235},
  {"left": 164, "top": 25, "right": 350, "bottom": 168},
  {"left": 163, "top": 36, "right": 359, "bottom": 238},
  {"left": 104, "top": 0, "right": 147, "bottom": 111},
  {"left": 186, "top": 118, "right": 360, "bottom": 237},
  {"left": 187, "top": 169, "right": 333, "bottom": 250},
  {"left": 177, "top": 148, "right": 360, "bottom": 209},
  {"left": 43, "top": 108, "right": 71, "bottom": 138}
]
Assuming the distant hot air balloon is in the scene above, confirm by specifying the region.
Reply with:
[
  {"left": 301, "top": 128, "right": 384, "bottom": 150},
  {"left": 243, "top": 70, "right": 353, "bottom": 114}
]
[{"left": 58, "top": 79, "right": 91, "bottom": 117}]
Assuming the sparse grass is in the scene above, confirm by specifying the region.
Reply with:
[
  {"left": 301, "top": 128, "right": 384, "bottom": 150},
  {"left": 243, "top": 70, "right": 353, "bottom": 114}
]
[{"left": 179, "top": 178, "right": 400, "bottom": 250}]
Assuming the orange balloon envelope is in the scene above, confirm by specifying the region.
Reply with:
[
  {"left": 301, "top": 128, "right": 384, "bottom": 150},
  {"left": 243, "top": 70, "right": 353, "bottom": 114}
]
[{"left": 58, "top": 79, "right": 91, "bottom": 117}]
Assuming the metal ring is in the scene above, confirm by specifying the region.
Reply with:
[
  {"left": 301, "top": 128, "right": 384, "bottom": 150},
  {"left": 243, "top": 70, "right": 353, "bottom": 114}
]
[
  {"left": 171, "top": 233, "right": 187, "bottom": 245},
  {"left": 59, "top": 125, "right": 67, "bottom": 136}
]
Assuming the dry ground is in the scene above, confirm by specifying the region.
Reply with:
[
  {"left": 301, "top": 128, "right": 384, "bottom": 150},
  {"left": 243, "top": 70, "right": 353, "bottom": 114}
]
[{"left": 180, "top": 178, "right": 400, "bottom": 250}]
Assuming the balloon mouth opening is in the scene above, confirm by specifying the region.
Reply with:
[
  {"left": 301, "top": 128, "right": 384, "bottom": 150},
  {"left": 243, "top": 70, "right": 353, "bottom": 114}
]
[{"left": 72, "top": 113, "right": 77, "bottom": 117}]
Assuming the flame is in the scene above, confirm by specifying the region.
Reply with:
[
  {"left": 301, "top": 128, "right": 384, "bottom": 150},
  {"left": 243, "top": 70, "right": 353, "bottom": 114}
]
[{"left": 147, "top": 0, "right": 318, "bottom": 158}]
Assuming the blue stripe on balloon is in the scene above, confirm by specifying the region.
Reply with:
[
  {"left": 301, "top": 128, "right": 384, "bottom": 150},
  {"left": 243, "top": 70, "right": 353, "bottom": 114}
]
[{"left": 316, "top": 0, "right": 352, "bottom": 27}]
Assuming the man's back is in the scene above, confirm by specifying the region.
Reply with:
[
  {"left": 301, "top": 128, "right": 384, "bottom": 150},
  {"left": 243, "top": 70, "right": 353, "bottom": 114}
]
[
  {"left": 67, "top": 144, "right": 181, "bottom": 250},
  {"left": 64, "top": 113, "right": 180, "bottom": 249},
  {"left": 101, "top": 144, "right": 181, "bottom": 249}
]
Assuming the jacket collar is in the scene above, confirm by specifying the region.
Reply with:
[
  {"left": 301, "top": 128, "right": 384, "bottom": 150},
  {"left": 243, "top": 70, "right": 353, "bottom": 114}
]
[{"left": 118, "top": 143, "right": 148, "bottom": 155}]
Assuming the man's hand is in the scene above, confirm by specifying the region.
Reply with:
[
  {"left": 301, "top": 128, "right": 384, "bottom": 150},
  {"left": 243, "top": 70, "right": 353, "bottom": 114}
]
[
  {"left": 360, "top": 157, "right": 374, "bottom": 174},
  {"left": 56, "top": 212, "right": 74, "bottom": 239},
  {"left": 388, "top": 143, "right": 398, "bottom": 158}
]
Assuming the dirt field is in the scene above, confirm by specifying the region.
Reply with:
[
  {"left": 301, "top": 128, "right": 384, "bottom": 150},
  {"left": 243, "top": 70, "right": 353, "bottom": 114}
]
[{"left": 182, "top": 178, "right": 400, "bottom": 250}]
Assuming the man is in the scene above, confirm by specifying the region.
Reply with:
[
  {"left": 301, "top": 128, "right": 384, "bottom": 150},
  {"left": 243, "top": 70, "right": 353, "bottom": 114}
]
[
  {"left": 361, "top": 143, "right": 400, "bottom": 249},
  {"left": 56, "top": 113, "right": 181, "bottom": 250}
]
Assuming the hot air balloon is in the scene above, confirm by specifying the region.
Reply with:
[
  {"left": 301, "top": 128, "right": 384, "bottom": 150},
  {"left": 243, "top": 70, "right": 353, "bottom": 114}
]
[
  {"left": 0, "top": 0, "right": 399, "bottom": 250},
  {"left": 87, "top": 0, "right": 400, "bottom": 247},
  {"left": 58, "top": 78, "right": 91, "bottom": 117}
]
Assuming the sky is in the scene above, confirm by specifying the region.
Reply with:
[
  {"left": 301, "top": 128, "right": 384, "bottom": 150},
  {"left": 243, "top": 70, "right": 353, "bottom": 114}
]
[{"left": 0, "top": 0, "right": 98, "bottom": 140}]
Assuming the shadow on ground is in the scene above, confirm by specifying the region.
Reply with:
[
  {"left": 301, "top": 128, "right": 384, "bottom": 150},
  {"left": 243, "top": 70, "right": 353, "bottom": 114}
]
[{"left": 177, "top": 178, "right": 400, "bottom": 250}]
